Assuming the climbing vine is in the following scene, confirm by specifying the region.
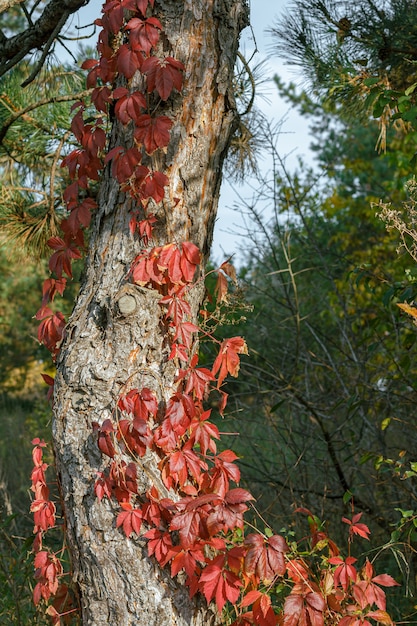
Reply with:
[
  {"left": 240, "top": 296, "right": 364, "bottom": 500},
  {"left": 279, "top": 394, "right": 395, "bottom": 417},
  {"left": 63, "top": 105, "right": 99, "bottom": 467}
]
[{"left": 29, "top": 1, "right": 399, "bottom": 624}]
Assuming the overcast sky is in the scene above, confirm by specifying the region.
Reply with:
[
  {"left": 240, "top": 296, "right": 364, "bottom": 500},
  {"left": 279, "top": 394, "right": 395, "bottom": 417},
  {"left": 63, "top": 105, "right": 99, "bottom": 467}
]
[{"left": 64, "top": 0, "right": 312, "bottom": 264}]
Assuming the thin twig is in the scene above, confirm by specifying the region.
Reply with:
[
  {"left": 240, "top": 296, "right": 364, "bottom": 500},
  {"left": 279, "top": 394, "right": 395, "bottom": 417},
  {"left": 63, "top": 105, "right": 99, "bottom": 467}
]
[
  {"left": 21, "top": 11, "right": 70, "bottom": 87},
  {"left": 49, "top": 130, "right": 70, "bottom": 213}
]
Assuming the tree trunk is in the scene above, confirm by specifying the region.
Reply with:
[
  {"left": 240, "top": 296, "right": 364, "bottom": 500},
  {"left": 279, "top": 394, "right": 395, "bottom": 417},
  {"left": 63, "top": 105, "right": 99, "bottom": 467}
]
[{"left": 52, "top": 1, "right": 249, "bottom": 624}]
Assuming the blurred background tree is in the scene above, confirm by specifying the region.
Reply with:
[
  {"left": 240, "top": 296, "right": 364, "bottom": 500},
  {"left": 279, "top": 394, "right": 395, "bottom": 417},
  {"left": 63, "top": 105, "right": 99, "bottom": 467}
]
[{"left": 212, "top": 4, "right": 417, "bottom": 619}]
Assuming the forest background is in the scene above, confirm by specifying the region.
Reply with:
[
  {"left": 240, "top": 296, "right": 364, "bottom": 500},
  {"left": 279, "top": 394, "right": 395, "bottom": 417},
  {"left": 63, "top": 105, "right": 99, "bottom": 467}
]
[{"left": 2, "top": 0, "right": 417, "bottom": 624}]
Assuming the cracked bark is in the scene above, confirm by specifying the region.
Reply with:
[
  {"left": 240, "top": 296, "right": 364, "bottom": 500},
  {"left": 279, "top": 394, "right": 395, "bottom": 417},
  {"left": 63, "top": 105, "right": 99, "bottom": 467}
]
[{"left": 52, "top": 1, "right": 249, "bottom": 624}]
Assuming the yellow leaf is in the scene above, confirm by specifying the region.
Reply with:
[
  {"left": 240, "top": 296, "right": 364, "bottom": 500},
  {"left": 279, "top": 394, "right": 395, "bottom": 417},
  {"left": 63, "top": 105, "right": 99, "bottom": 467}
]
[
  {"left": 397, "top": 302, "right": 417, "bottom": 319},
  {"left": 381, "top": 417, "right": 391, "bottom": 431}
]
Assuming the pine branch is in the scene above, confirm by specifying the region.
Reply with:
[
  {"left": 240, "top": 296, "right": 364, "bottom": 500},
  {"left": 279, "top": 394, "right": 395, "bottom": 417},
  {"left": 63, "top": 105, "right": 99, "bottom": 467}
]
[{"left": 0, "top": 88, "right": 91, "bottom": 145}]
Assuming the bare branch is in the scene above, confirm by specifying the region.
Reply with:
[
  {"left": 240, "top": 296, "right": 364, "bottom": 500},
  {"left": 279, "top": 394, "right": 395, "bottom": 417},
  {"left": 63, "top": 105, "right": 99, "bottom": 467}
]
[
  {"left": 0, "top": 0, "right": 91, "bottom": 80},
  {"left": 21, "top": 9, "right": 70, "bottom": 86}
]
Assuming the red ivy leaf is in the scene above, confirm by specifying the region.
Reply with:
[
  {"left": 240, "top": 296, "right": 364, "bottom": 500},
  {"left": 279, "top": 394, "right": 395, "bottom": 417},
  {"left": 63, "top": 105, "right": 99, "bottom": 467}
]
[
  {"left": 185, "top": 361, "right": 215, "bottom": 397},
  {"left": 328, "top": 556, "right": 357, "bottom": 591},
  {"left": 144, "top": 528, "right": 175, "bottom": 567},
  {"left": 81, "top": 123, "right": 106, "bottom": 156},
  {"left": 365, "top": 610, "right": 395, "bottom": 625},
  {"left": 94, "top": 472, "right": 113, "bottom": 501},
  {"left": 160, "top": 289, "right": 191, "bottom": 327},
  {"left": 204, "top": 449, "right": 241, "bottom": 497},
  {"left": 116, "top": 502, "right": 143, "bottom": 537},
  {"left": 241, "top": 591, "right": 279, "bottom": 626},
  {"left": 283, "top": 585, "right": 325, "bottom": 626},
  {"left": 105, "top": 145, "right": 141, "bottom": 183},
  {"left": 109, "top": 460, "right": 139, "bottom": 503},
  {"left": 207, "top": 488, "right": 254, "bottom": 536},
  {"left": 134, "top": 114, "right": 173, "bottom": 153},
  {"left": 117, "top": 418, "right": 153, "bottom": 457},
  {"left": 142, "top": 55, "right": 185, "bottom": 100},
  {"left": 170, "top": 542, "right": 205, "bottom": 578},
  {"left": 36, "top": 308, "right": 65, "bottom": 357},
  {"left": 198, "top": 554, "right": 243, "bottom": 612},
  {"left": 169, "top": 495, "right": 213, "bottom": 547},
  {"left": 113, "top": 87, "right": 147, "bottom": 125},
  {"left": 91, "top": 85, "right": 113, "bottom": 112},
  {"left": 163, "top": 443, "right": 206, "bottom": 489},
  {"left": 102, "top": 0, "right": 124, "bottom": 32},
  {"left": 129, "top": 213, "right": 157, "bottom": 244},
  {"left": 165, "top": 391, "right": 197, "bottom": 436},
  {"left": 189, "top": 410, "right": 220, "bottom": 454},
  {"left": 47, "top": 236, "right": 82, "bottom": 279},
  {"left": 153, "top": 417, "right": 180, "bottom": 453},
  {"left": 181, "top": 241, "right": 200, "bottom": 282},
  {"left": 123, "top": 0, "right": 154, "bottom": 13},
  {"left": 30, "top": 499, "right": 56, "bottom": 532},
  {"left": 168, "top": 342, "right": 189, "bottom": 362},
  {"left": 118, "top": 387, "right": 158, "bottom": 421},
  {"left": 93, "top": 419, "right": 116, "bottom": 458},
  {"left": 67, "top": 197, "right": 97, "bottom": 234},
  {"left": 342, "top": 512, "right": 371, "bottom": 540},
  {"left": 352, "top": 559, "right": 399, "bottom": 611},
  {"left": 172, "top": 321, "right": 199, "bottom": 350},
  {"left": 212, "top": 336, "right": 248, "bottom": 387},
  {"left": 215, "top": 270, "right": 229, "bottom": 303},
  {"left": 41, "top": 278, "right": 67, "bottom": 307},
  {"left": 126, "top": 16, "right": 162, "bottom": 55},
  {"left": 142, "top": 170, "right": 169, "bottom": 203},
  {"left": 244, "top": 533, "right": 288, "bottom": 582},
  {"left": 116, "top": 44, "right": 142, "bottom": 78},
  {"left": 371, "top": 574, "right": 399, "bottom": 587}
]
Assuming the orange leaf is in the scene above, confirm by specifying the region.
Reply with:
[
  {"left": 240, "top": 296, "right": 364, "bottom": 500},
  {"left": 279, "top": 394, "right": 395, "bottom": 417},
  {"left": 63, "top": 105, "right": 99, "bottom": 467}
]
[
  {"left": 397, "top": 302, "right": 417, "bottom": 319},
  {"left": 212, "top": 337, "right": 248, "bottom": 387}
]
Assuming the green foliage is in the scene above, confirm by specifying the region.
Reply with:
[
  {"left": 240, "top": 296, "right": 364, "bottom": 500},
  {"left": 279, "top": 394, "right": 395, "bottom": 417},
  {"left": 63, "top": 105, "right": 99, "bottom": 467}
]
[
  {"left": 0, "top": 246, "right": 46, "bottom": 389},
  {"left": 215, "top": 70, "right": 417, "bottom": 619},
  {"left": 0, "top": 62, "right": 88, "bottom": 258},
  {"left": 0, "top": 392, "right": 51, "bottom": 625},
  {"left": 0, "top": 514, "right": 47, "bottom": 625},
  {"left": 271, "top": 0, "right": 417, "bottom": 118},
  {"left": 0, "top": 244, "right": 82, "bottom": 390},
  {"left": 0, "top": 49, "right": 87, "bottom": 622}
]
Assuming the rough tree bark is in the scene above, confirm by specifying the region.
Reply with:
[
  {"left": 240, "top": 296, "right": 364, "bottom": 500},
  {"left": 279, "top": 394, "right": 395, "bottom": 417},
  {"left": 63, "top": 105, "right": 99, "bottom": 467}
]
[{"left": 52, "top": 1, "right": 249, "bottom": 624}]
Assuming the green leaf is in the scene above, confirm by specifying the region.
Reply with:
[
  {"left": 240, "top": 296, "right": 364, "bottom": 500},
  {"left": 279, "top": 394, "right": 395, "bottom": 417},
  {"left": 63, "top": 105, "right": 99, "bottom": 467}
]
[
  {"left": 405, "top": 82, "right": 417, "bottom": 96},
  {"left": 363, "top": 77, "right": 381, "bottom": 87},
  {"left": 374, "top": 455, "right": 384, "bottom": 470},
  {"left": 381, "top": 417, "right": 391, "bottom": 431},
  {"left": 395, "top": 508, "right": 414, "bottom": 518},
  {"left": 269, "top": 399, "right": 286, "bottom": 413},
  {"left": 360, "top": 451, "right": 375, "bottom": 464},
  {"left": 343, "top": 490, "right": 353, "bottom": 504}
]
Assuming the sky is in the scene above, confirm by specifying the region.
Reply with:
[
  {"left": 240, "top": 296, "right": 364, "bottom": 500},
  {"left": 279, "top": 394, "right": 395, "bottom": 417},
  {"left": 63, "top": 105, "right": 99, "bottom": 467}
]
[
  {"left": 63, "top": 0, "right": 312, "bottom": 264},
  {"left": 213, "top": 1, "right": 313, "bottom": 264}
]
